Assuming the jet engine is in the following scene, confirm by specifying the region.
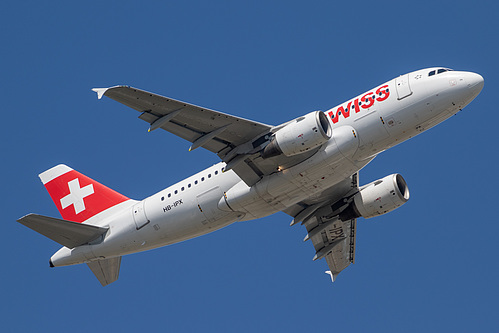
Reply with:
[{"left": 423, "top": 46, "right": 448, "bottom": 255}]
[
  {"left": 262, "top": 111, "right": 332, "bottom": 158},
  {"left": 340, "top": 174, "right": 410, "bottom": 220}
]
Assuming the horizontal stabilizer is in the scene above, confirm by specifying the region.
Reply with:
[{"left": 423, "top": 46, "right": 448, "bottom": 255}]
[
  {"left": 17, "top": 213, "right": 108, "bottom": 249},
  {"left": 87, "top": 257, "right": 121, "bottom": 286}
]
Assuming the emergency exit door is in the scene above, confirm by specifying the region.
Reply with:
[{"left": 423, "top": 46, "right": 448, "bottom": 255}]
[
  {"left": 395, "top": 74, "right": 413, "bottom": 100},
  {"left": 132, "top": 201, "right": 149, "bottom": 230}
]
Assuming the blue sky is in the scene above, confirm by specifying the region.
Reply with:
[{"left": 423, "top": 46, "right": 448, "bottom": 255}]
[{"left": 2, "top": 1, "right": 497, "bottom": 332}]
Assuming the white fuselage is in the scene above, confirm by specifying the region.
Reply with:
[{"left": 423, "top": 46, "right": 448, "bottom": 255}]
[{"left": 51, "top": 68, "right": 484, "bottom": 266}]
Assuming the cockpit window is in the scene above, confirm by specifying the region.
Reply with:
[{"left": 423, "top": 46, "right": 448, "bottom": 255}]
[{"left": 429, "top": 68, "right": 454, "bottom": 77}]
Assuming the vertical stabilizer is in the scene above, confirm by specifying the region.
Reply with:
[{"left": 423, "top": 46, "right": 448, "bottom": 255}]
[{"left": 39, "top": 165, "right": 130, "bottom": 223}]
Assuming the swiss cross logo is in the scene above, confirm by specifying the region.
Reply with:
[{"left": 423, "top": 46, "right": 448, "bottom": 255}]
[{"left": 60, "top": 178, "right": 95, "bottom": 214}]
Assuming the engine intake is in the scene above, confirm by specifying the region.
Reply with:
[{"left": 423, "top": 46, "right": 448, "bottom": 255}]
[
  {"left": 340, "top": 174, "right": 410, "bottom": 220},
  {"left": 262, "top": 111, "right": 332, "bottom": 158}
]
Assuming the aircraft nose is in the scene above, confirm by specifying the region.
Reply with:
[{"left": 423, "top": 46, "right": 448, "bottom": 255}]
[{"left": 465, "top": 72, "right": 484, "bottom": 95}]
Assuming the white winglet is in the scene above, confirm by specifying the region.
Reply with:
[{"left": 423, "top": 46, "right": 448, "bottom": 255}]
[
  {"left": 91, "top": 88, "right": 109, "bottom": 100},
  {"left": 325, "top": 270, "right": 335, "bottom": 283}
]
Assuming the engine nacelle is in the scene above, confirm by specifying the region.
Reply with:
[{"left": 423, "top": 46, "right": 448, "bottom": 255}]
[
  {"left": 262, "top": 111, "right": 332, "bottom": 158},
  {"left": 341, "top": 174, "right": 410, "bottom": 220}
]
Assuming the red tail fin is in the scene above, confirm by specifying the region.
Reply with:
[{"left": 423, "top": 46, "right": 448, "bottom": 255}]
[{"left": 39, "top": 165, "right": 129, "bottom": 223}]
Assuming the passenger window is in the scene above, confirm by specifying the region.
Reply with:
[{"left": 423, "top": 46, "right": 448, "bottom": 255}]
[
  {"left": 174, "top": 190, "right": 178, "bottom": 194},
  {"left": 195, "top": 180, "right": 198, "bottom": 185},
  {"left": 168, "top": 193, "right": 171, "bottom": 198},
  {"left": 188, "top": 184, "right": 191, "bottom": 188},
  {"left": 201, "top": 177, "right": 205, "bottom": 182},
  {"left": 181, "top": 187, "right": 184, "bottom": 191},
  {"left": 429, "top": 70, "right": 436, "bottom": 76},
  {"left": 215, "top": 170, "right": 218, "bottom": 175},
  {"left": 161, "top": 197, "right": 164, "bottom": 201},
  {"left": 208, "top": 174, "right": 211, "bottom": 178}
]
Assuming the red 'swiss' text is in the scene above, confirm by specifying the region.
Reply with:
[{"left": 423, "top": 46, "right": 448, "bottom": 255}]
[{"left": 328, "top": 85, "right": 390, "bottom": 124}]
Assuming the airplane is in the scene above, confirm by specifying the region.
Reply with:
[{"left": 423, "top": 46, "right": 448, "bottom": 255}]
[{"left": 18, "top": 67, "right": 484, "bottom": 286}]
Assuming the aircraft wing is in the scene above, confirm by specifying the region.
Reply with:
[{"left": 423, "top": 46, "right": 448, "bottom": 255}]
[
  {"left": 93, "top": 86, "right": 272, "bottom": 155},
  {"left": 317, "top": 218, "right": 356, "bottom": 282},
  {"left": 93, "top": 86, "right": 320, "bottom": 186},
  {"left": 285, "top": 174, "right": 359, "bottom": 282}
]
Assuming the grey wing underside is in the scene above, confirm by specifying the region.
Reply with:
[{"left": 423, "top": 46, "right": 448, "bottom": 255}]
[
  {"left": 93, "top": 86, "right": 320, "bottom": 186},
  {"left": 284, "top": 173, "right": 359, "bottom": 282},
  {"left": 93, "top": 86, "right": 272, "bottom": 155}
]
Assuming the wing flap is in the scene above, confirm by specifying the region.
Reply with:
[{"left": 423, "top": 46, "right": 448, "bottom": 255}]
[
  {"left": 87, "top": 257, "right": 121, "bottom": 286},
  {"left": 17, "top": 213, "right": 108, "bottom": 249}
]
